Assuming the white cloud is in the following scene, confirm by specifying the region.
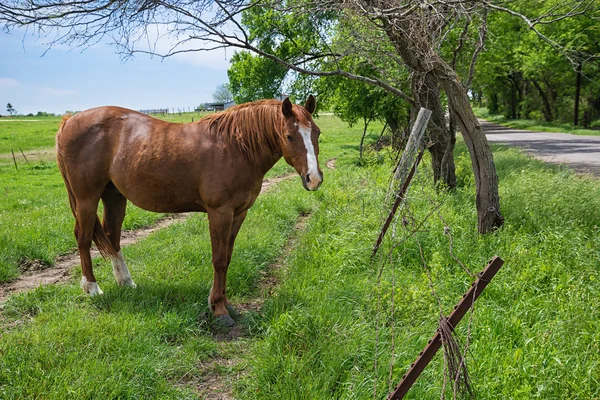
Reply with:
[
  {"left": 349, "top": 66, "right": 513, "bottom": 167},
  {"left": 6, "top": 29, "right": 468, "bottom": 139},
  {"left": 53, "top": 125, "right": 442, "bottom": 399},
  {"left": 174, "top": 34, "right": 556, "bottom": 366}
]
[
  {"left": 138, "top": 23, "right": 239, "bottom": 71},
  {"left": 36, "top": 86, "right": 77, "bottom": 97},
  {"left": 0, "top": 79, "right": 78, "bottom": 114},
  {"left": 0, "top": 78, "right": 20, "bottom": 88}
]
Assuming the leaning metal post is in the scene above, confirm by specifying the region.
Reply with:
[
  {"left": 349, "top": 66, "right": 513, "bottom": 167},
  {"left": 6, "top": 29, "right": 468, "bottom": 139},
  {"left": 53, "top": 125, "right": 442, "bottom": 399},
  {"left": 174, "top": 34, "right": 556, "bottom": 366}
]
[{"left": 388, "top": 256, "right": 505, "bottom": 400}]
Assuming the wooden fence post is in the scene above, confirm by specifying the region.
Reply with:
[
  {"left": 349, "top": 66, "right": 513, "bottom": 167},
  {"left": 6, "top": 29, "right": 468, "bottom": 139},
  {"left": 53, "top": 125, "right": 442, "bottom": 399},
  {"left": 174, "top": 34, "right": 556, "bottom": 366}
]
[{"left": 372, "top": 108, "right": 432, "bottom": 258}]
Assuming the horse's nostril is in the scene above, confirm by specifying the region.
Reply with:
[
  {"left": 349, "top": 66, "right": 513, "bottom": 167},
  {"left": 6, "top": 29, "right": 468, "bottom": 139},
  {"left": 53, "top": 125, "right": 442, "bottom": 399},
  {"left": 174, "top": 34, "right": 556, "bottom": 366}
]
[{"left": 306, "top": 173, "right": 311, "bottom": 183}]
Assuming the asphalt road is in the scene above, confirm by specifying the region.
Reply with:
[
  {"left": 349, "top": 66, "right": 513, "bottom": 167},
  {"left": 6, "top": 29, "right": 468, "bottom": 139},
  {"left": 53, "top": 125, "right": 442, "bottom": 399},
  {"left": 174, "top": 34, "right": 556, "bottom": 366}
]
[{"left": 482, "top": 120, "right": 600, "bottom": 176}]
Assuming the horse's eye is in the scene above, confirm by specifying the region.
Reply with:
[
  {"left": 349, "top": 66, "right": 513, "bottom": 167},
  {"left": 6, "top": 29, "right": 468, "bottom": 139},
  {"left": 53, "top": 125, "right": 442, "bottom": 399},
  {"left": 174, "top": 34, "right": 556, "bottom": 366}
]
[{"left": 286, "top": 135, "right": 294, "bottom": 141}]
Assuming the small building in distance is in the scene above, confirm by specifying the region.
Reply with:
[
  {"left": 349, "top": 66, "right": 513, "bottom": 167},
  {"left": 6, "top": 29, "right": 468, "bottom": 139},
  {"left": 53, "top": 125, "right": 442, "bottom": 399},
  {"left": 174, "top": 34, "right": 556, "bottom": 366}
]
[{"left": 207, "top": 101, "right": 236, "bottom": 112}]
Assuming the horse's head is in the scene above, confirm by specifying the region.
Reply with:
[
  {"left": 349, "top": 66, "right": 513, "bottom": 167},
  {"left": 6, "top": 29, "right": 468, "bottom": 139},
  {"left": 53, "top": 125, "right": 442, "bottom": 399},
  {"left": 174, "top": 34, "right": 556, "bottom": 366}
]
[{"left": 281, "top": 95, "right": 323, "bottom": 191}]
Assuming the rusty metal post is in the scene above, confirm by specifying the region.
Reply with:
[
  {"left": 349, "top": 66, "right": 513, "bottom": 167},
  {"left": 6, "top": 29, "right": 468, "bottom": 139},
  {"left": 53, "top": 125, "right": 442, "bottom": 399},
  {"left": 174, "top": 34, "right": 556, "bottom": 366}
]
[
  {"left": 388, "top": 256, "right": 505, "bottom": 400},
  {"left": 372, "top": 150, "right": 424, "bottom": 259}
]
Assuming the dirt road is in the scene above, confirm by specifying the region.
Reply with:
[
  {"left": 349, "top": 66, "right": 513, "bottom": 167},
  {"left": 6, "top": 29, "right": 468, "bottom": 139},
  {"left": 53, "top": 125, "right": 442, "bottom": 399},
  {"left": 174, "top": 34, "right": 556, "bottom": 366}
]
[{"left": 482, "top": 120, "right": 600, "bottom": 176}]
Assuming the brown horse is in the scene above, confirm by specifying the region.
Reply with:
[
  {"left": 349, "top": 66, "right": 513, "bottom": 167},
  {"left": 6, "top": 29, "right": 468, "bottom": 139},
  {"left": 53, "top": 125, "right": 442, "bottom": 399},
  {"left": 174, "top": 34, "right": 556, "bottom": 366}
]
[{"left": 56, "top": 96, "right": 322, "bottom": 326}]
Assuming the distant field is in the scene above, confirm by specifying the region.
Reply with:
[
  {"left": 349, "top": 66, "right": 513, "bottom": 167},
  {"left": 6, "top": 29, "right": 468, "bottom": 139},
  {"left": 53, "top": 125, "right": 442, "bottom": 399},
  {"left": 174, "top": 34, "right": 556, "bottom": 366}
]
[{"left": 0, "top": 116, "right": 62, "bottom": 154}]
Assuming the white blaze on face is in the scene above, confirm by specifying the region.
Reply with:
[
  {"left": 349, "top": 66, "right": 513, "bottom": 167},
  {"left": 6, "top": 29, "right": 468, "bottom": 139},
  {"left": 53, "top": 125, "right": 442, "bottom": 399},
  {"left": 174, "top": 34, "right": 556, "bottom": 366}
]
[{"left": 298, "top": 123, "right": 320, "bottom": 180}]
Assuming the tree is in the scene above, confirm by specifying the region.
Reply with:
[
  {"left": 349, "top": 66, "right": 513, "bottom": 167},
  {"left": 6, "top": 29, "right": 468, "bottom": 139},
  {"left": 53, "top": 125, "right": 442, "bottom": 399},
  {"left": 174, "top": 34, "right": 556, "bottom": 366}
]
[
  {"left": 212, "top": 83, "right": 233, "bottom": 103},
  {"left": 228, "top": 52, "right": 288, "bottom": 103},
  {"left": 6, "top": 103, "right": 16, "bottom": 116},
  {"left": 473, "top": 2, "right": 600, "bottom": 125},
  {"left": 3, "top": 0, "right": 593, "bottom": 232}
]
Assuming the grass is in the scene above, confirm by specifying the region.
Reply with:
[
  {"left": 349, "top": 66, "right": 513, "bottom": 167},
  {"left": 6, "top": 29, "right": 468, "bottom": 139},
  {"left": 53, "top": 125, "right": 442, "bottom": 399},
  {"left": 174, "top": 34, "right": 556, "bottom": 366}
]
[
  {"left": 0, "top": 160, "right": 166, "bottom": 282},
  {"left": 1, "top": 114, "right": 599, "bottom": 399},
  {"left": 0, "top": 115, "right": 62, "bottom": 154},
  {"left": 473, "top": 107, "right": 600, "bottom": 136}
]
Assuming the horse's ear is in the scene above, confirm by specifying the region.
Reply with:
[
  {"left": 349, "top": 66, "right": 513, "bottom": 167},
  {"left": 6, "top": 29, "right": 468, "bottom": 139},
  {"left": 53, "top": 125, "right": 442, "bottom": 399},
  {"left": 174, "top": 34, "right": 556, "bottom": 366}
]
[
  {"left": 282, "top": 98, "right": 294, "bottom": 118},
  {"left": 305, "top": 95, "right": 316, "bottom": 114}
]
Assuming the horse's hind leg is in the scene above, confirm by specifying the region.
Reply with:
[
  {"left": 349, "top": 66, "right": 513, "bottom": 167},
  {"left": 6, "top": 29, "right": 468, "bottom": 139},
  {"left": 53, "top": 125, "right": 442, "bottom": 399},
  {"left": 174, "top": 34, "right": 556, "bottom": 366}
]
[
  {"left": 102, "top": 183, "right": 136, "bottom": 287},
  {"left": 76, "top": 199, "right": 104, "bottom": 295}
]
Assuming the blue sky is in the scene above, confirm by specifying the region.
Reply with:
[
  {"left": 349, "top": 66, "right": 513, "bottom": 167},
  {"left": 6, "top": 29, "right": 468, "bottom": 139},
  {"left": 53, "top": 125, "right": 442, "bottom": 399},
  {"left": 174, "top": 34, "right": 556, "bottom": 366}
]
[{"left": 0, "top": 30, "right": 231, "bottom": 115}]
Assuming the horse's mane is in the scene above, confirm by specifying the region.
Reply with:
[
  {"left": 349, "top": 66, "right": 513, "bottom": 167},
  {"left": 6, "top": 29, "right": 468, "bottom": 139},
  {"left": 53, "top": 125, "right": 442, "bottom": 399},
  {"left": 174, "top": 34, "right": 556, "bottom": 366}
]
[{"left": 200, "top": 99, "right": 311, "bottom": 164}]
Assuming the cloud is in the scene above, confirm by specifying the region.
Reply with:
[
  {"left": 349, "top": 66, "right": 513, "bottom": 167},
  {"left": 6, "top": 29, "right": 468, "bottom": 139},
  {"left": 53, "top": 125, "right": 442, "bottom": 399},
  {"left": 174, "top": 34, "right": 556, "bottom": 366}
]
[
  {"left": 0, "top": 79, "right": 78, "bottom": 114},
  {"left": 137, "top": 23, "right": 238, "bottom": 71},
  {"left": 35, "top": 86, "right": 77, "bottom": 97},
  {"left": 0, "top": 78, "right": 20, "bottom": 88}
]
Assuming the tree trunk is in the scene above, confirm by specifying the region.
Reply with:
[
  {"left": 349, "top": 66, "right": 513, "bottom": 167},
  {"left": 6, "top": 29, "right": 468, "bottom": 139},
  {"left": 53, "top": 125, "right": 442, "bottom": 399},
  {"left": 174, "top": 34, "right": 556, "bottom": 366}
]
[
  {"left": 385, "top": 116, "right": 405, "bottom": 150},
  {"left": 434, "top": 59, "right": 504, "bottom": 233},
  {"left": 413, "top": 72, "right": 456, "bottom": 189},
  {"left": 574, "top": 62, "right": 582, "bottom": 126},
  {"left": 359, "top": 117, "right": 370, "bottom": 158},
  {"left": 531, "top": 79, "right": 553, "bottom": 122},
  {"left": 382, "top": 20, "right": 504, "bottom": 233}
]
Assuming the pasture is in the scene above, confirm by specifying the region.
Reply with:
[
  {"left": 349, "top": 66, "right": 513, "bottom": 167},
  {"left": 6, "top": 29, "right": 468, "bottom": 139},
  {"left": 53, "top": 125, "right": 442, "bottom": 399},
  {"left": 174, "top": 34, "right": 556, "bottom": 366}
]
[{"left": 0, "top": 113, "right": 599, "bottom": 398}]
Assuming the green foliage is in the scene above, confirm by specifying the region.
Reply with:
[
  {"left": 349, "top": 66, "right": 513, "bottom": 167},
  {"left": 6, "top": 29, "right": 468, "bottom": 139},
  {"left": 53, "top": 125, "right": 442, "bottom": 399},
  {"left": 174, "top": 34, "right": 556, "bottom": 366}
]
[
  {"left": 212, "top": 83, "right": 233, "bottom": 103},
  {"left": 6, "top": 103, "right": 16, "bottom": 116},
  {"left": 473, "top": 1, "right": 600, "bottom": 124},
  {"left": 228, "top": 52, "right": 288, "bottom": 102}
]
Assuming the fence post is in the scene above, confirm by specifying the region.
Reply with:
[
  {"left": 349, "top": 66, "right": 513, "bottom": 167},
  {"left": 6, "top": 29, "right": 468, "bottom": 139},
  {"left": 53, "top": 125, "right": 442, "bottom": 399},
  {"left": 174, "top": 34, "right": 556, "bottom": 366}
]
[{"left": 387, "top": 256, "right": 505, "bottom": 399}]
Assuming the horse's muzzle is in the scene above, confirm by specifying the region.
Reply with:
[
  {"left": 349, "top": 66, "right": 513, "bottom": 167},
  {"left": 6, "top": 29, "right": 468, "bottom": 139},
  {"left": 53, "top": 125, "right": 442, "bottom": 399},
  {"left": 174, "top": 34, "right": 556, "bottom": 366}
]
[{"left": 302, "top": 172, "right": 323, "bottom": 191}]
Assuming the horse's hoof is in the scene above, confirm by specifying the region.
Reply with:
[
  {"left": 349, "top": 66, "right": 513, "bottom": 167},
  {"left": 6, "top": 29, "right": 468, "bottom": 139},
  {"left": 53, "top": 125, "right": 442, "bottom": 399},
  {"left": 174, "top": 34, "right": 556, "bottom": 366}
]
[
  {"left": 81, "top": 277, "right": 104, "bottom": 296},
  {"left": 121, "top": 279, "right": 137, "bottom": 288},
  {"left": 215, "top": 314, "right": 235, "bottom": 327}
]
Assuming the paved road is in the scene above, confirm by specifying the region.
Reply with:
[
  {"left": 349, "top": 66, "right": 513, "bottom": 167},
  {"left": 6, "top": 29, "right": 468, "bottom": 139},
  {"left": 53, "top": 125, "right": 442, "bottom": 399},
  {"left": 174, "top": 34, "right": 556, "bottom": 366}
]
[{"left": 482, "top": 120, "right": 600, "bottom": 176}]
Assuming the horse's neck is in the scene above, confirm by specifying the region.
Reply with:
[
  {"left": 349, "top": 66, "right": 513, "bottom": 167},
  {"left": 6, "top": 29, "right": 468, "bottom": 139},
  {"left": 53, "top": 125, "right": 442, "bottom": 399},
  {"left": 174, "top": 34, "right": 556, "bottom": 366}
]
[{"left": 257, "top": 147, "right": 283, "bottom": 176}]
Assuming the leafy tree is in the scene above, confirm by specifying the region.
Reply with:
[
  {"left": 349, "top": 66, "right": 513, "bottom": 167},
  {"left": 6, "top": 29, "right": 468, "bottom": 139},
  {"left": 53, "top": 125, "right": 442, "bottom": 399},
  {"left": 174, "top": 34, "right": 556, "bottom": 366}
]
[
  {"left": 228, "top": 52, "right": 288, "bottom": 103},
  {"left": 473, "top": 1, "right": 600, "bottom": 126},
  {"left": 6, "top": 103, "right": 16, "bottom": 116},
  {"left": 212, "top": 84, "right": 233, "bottom": 103}
]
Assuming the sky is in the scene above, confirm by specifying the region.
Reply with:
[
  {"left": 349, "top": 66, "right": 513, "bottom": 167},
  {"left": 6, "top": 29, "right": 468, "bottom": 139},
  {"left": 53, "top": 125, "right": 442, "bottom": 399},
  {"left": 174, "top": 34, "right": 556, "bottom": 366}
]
[{"left": 0, "top": 30, "right": 232, "bottom": 115}]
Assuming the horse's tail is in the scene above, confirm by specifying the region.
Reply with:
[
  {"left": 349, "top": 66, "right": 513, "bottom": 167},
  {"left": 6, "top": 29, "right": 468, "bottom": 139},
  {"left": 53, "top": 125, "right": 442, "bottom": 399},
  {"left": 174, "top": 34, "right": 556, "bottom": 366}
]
[{"left": 56, "top": 115, "right": 118, "bottom": 260}]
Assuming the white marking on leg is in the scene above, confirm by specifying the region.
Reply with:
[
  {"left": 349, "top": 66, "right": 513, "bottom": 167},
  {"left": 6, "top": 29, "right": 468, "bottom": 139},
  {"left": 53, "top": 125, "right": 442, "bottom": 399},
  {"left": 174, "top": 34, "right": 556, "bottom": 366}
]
[
  {"left": 298, "top": 123, "right": 321, "bottom": 188},
  {"left": 111, "top": 250, "right": 136, "bottom": 287},
  {"left": 80, "top": 276, "right": 104, "bottom": 296}
]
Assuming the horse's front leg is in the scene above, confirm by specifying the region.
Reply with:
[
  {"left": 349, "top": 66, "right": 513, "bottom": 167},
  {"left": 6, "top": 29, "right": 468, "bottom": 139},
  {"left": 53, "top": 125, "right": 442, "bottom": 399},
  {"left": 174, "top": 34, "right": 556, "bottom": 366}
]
[
  {"left": 207, "top": 207, "right": 235, "bottom": 326},
  {"left": 222, "top": 210, "right": 248, "bottom": 308}
]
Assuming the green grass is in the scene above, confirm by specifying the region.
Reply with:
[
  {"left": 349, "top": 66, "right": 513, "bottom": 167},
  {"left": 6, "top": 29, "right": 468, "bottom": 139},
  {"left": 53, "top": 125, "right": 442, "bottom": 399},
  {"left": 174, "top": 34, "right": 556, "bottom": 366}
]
[
  {"left": 473, "top": 107, "right": 600, "bottom": 136},
  {"left": 0, "top": 115, "right": 62, "bottom": 154},
  {"left": 1, "top": 114, "right": 599, "bottom": 399}
]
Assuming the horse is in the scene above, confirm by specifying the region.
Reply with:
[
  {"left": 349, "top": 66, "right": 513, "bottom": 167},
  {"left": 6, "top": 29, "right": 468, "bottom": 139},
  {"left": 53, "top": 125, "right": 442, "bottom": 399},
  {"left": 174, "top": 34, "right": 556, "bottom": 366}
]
[{"left": 56, "top": 96, "right": 322, "bottom": 326}]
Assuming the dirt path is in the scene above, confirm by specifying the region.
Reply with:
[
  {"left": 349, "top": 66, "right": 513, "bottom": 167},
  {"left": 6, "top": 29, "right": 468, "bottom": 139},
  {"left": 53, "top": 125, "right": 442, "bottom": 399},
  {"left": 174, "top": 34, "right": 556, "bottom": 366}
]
[
  {"left": 0, "top": 174, "right": 296, "bottom": 303},
  {"left": 482, "top": 120, "right": 600, "bottom": 176}
]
